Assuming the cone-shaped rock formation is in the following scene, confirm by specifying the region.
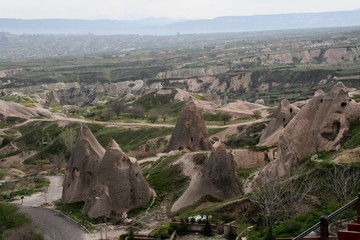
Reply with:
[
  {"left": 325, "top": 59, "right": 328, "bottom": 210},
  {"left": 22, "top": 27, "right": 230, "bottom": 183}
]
[
  {"left": 62, "top": 125, "right": 105, "bottom": 203},
  {"left": 253, "top": 82, "right": 360, "bottom": 186},
  {"left": 167, "top": 101, "right": 212, "bottom": 152},
  {"left": 258, "top": 98, "right": 299, "bottom": 146},
  {"left": 171, "top": 143, "right": 241, "bottom": 212},
  {"left": 83, "top": 139, "right": 151, "bottom": 219}
]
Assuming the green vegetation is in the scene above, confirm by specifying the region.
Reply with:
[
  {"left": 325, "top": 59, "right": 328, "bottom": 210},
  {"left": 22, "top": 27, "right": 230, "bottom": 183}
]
[
  {"left": 55, "top": 201, "right": 95, "bottom": 231},
  {"left": 150, "top": 222, "right": 177, "bottom": 238},
  {"left": 0, "top": 176, "right": 50, "bottom": 201},
  {"left": 0, "top": 203, "right": 44, "bottom": 240},
  {"left": 94, "top": 126, "right": 173, "bottom": 153},
  {"left": 225, "top": 122, "right": 267, "bottom": 148},
  {"left": 145, "top": 155, "right": 190, "bottom": 205},
  {"left": 246, "top": 160, "right": 360, "bottom": 240},
  {"left": 342, "top": 120, "right": 360, "bottom": 149},
  {"left": 193, "top": 153, "right": 208, "bottom": 165}
]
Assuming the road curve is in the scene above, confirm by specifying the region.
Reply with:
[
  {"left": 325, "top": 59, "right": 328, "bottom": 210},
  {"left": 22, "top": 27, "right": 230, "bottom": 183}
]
[{"left": 19, "top": 205, "right": 91, "bottom": 240}]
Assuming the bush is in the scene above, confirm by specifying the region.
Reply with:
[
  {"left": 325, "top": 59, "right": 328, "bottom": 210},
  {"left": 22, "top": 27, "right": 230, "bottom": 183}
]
[
  {"left": 193, "top": 153, "right": 207, "bottom": 165},
  {"left": 0, "top": 203, "right": 44, "bottom": 240}
]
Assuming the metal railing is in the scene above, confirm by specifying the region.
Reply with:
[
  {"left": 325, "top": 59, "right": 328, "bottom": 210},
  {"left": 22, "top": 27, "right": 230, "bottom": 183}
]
[{"left": 292, "top": 193, "right": 360, "bottom": 240}]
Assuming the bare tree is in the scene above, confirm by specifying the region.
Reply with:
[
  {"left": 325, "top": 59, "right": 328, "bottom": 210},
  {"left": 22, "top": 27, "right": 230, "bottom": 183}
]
[
  {"left": 52, "top": 154, "right": 66, "bottom": 170},
  {"left": 250, "top": 181, "right": 286, "bottom": 239},
  {"left": 250, "top": 172, "right": 315, "bottom": 239},
  {"left": 130, "top": 106, "right": 144, "bottom": 119},
  {"left": 326, "top": 165, "right": 360, "bottom": 200},
  {"left": 160, "top": 110, "right": 168, "bottom": 122},
  {"left": 110, "top": 100, "right": 124, "bottom": 117}
]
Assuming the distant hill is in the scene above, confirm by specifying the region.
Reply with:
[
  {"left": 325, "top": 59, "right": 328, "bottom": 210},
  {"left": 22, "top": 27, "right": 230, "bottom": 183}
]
[
  {"left": 164, "top": 9, "right": 360, "bottom": 34},
  {"left": 1, "top": 9, "right": 360, "bottom": 35}
]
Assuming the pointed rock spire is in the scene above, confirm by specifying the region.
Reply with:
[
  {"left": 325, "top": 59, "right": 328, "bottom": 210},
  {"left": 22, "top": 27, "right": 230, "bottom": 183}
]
[
  {"left": 83, "top": 139, "right": 151, "bottom": 219},
  {"left": 62, "top": 124, "right": 105, "bottom": 204},
  {"left": 167, "top": 101, "right": 212, "bottom": 152},
  {"left": 171, "top": 143, "right": 241, "bottom": 212}
]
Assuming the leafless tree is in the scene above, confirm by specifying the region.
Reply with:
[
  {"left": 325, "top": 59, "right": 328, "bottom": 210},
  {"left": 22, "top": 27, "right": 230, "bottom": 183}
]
[
  {"left": 130, "top": 105, "right": 144, "bottom": 119},
  {"left": 3, "top": 225, "right": 40, "bottom": 240},
  {"left": 250, "top": 171, "right": 315, "bottom": 238},
  {"left": 110, "top": 100, "right": 124, "bottom": 117},
  {"left": 250, "top": 181, "right": 286, "bottom": 239},
  {"left": 52, "top": 154, "right": 66, "bottom": 169},
  {"left": 326, "top": 165, "right": 360, "bottom": 200}
]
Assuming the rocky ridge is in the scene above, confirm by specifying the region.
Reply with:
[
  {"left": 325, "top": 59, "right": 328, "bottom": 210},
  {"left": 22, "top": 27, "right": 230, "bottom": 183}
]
[{"left": 252, "top": 82, "right": 360, "bottom": 186}]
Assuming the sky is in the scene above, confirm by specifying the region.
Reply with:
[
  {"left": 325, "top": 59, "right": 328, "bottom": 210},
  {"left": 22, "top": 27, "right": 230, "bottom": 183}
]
[{"left": 1, "top": 0, "right": 360, "bottom": 20}]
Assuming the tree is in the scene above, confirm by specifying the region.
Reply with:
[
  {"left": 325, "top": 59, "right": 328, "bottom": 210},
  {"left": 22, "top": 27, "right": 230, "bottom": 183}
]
[
  {"left": 128, "top": 226, "right": 135, "bottom": 240},
  {"left": 148, "top": 114, "right": 159, "bottom": 123},
  {"left": 252, "top": 110, "right": 262, "bottom": 120},
  {"left": 203, "top": 219, "right": 212, "bottom": 236},
  {"left": 110, "top": 100, "right": 124, "bottom": 118},
  {"left": 250, "top": 172, "right": 315, "bottom": 240},
  {"left": 221, "top": 113, "right": 232, "bottom": 125},
  {"left": 130, "top": 106, "right": 144, "bottom": 119},
  {"left": 225, "top": 227, "right": 237, "bottom": 240},
  {"left": 52, "top": 154, "right": 66, "bottom": 170},
  {"left": 67, "top": 105, "right": 80, "bottom": 115},
  {"left": 59, "top": 127, "right": 77, "bottom": 156},
  {"left": 326, "top": 165, "right": 360, "bottom": 200},
  {"left": 161, "top": 111, "right": 168, "bottom": 122},
  {"left": 100, "top": 107, "right": 114, "bottom": 121}
]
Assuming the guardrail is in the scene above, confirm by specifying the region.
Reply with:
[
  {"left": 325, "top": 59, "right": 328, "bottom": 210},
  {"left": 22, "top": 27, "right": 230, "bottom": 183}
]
[{"left": 277, "top": 193, "right": 360, "bottom": 240}]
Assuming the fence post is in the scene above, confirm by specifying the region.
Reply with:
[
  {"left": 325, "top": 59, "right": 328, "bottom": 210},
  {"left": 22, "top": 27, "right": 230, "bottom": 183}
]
[
  {"left": 320, "top": 216, "right": 329, "bottom": 240},
  {"left": 356, "top": 193, "right": 360, "bottom": 216}
]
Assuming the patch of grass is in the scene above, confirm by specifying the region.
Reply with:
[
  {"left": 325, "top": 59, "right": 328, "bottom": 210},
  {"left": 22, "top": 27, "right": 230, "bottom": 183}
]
[
  {"left": 208, "top": 128, "right": 224, "bottom": 135},
  {"left": 193, "top": 153, "right": 208, "bottom": 165},
  {"left": 191, "top": 94, "right": 207, "bottom": 101},
  {"left": 342, "top": 120, "right": 360, "bottom": 149},
  {"left": 5, "top": 116, "right": 27, "bottom": 125},
  {"left": 0, "top": 171, "right": 5, "bottom": 180},
  {"left": 55, "top": 201, "right": 96, "bottom": 232},
  {"left": 0, "top": 176, "right": 50, "bottom": 201},
  {"left": 145, "top": 155, "right": 190, "bottom": 205},
  {"left": 237, "top": 167, "right": 259, "bottom": 181},
  {"left": 95, "top": 126, "right": 173, "bottom": 152},
  {"left": 225, "top": 122, "right": 267, "bottom": 148}
]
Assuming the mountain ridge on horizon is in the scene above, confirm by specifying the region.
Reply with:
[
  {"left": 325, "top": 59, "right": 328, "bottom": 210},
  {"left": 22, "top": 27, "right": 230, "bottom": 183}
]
[{"left": 1, "top": 9, "right": 360, "bottom": 35}]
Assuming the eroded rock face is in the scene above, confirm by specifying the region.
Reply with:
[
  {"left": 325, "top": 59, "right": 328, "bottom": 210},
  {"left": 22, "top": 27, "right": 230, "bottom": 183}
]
[
  {"left": 167, "top": 101, "right": 212, "bottom": 152},
  {"left": 258, "top": 98, "right": 299, "bottom": 146},
  {"left": 83, "top": 140, "right": 151, "bottom": 219},
  {"left": 171, "top": 143, "right": 241, "bottom": 212},
  {"left": 253, "top": 82, "right": 360, "bottom": 186},
  {"left": 61, "top": 125, "right": 105, "bottom": 203}
]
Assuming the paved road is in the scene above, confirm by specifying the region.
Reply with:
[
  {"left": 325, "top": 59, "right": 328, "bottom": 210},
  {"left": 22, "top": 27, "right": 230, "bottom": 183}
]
[
  {"left": 19, "top": 205, "right": 91, "bottom": 240},
  {"left": 12, "top": 176, "right": 63, "bottom": 206}
]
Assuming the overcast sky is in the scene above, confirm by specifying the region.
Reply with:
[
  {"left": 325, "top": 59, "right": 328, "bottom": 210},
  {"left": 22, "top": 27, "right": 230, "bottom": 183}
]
[{"left": 1, "top": 0, "right": 360, "bottom": 20}]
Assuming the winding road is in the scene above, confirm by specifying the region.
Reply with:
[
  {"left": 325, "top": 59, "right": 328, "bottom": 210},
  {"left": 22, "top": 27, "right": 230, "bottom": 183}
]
[
  {"left": 13, "top": 176, "right": 92, "bottom": 240},
  {"left": 19, "top": 205, "right": 91, "bottom": 240}
]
